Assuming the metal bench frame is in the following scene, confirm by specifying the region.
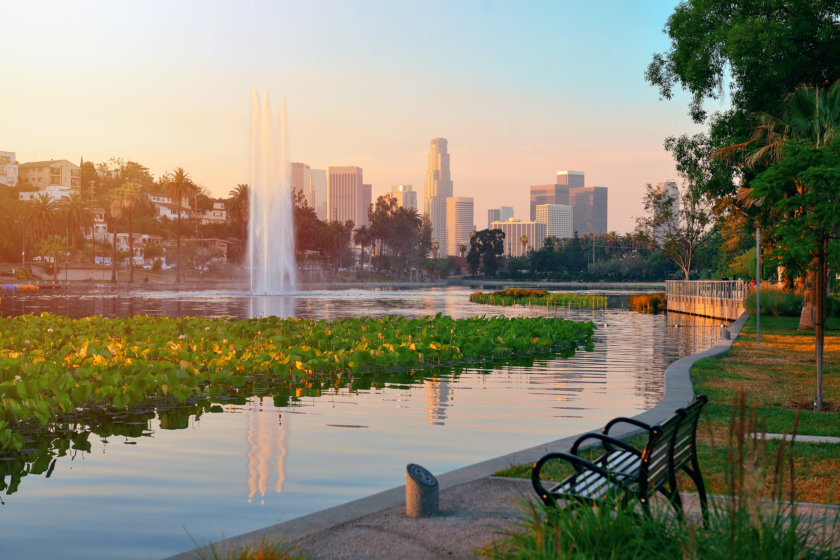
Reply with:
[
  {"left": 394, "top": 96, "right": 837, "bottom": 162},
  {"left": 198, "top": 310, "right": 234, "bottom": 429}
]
[{"left": 531, "top": 394, "right": 709, "bottom": 522}]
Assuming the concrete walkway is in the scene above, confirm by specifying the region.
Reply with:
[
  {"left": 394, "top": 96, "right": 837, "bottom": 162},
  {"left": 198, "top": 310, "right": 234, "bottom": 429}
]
[{"left": 166, "top": 313, "right": 751, "bottom": 560}]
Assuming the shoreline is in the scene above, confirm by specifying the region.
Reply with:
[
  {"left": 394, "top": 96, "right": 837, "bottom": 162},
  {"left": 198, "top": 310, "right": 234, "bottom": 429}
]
[{"left": 164, "top": 312, "right": 748, "bottom": 560}]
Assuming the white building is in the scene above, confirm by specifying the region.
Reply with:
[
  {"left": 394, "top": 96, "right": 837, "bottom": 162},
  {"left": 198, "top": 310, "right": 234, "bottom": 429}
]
[
  {"left": 0, "top": 151, "right": 18, "bottom": 187},
  {"left": 200, "top": 201, "right": 228, "bottom": 225},
  {"left": 491, "top": 218, "right": 546, "bottom": 258},
  {"left": 446, "top": 196, "right": 474, "bottom": 257},
  {"left": 146, "top": 193, "right": 191, "bottom": 220},
  {"left": 424, "top": 138, "right": 454, "bottom": 255},
  {"left": 535, "top": 203, "right": 573, "bottom": 239}
]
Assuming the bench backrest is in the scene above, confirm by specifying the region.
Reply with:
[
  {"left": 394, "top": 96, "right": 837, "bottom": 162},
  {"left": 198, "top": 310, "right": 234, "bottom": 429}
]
[{"left": 640, "top": 394, "right": 708, "bottom": 491}]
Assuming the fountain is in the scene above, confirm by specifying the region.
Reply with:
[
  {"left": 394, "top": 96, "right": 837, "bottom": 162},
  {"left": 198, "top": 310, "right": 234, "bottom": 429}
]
[{"left": 249, "top": 90, "right": 297, "bottom": 295}]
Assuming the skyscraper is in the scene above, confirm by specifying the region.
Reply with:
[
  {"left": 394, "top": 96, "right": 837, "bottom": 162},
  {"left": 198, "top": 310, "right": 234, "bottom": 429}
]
[
  {"left": 490, "top": 218, "right": 546, "bottom": 257},
  {"left": 487, "top": 208, "right": 501, "bottom": 229},
  {"left": 569, "top": 186, "right": 608, "bottom": 234},
  {"left": 529, "top": 184, "right": 570, "bottom": 220},
  {"left": 424, "top": 138, "right": 453, "bottom": 255},
  {"left": 360, "top": 183, "right": 372, "bottom": 227},
  {"left": 391, "top": 184, "right": 417, "bottom": 210},
  {"left": 291, "top": 162, "right": 311, "bottom": 203},
  {"left": 446, "top": 196, "right": 474, "bottom": 256},
  {"left": 556, "top": 170, "right": 585, "bottom": 188},
  {"left": 327, "top": 166, "right": 364, "bottom": 226},
  {"left": 535, "top": 203, "right": 573, "bottom": 239},
  {"left": 310, "top": 169, "right": 327, "bottom": 220}
]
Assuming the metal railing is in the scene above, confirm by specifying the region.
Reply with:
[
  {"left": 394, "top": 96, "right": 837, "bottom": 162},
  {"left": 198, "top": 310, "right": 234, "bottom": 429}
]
[{"left": 665, "top": 280, "right": 749, "bottom": 302}]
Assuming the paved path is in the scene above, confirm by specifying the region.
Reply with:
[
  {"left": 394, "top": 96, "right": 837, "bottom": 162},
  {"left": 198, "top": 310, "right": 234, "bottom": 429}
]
[{"left": 167, "top": 313, "right": 754, "bottom": 560}]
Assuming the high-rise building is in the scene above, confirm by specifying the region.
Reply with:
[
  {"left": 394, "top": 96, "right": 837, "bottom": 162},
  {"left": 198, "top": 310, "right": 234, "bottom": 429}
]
[
  {"left": 535, "top": 203, "right": 573, "bottom": 239},
  {"left": 327, "top": 166, "right": 364, "bottom": 226},
  {"left": 487, "top": 208, "right": 501, "bottom": 229},
  {"left": 446, "top": 196, "right": 474, "bottom": 257},
  {"left": 654, "top": 181, "right": 680, "bottom": 241},
  {"left": 424, "top": 138, "right": 454, "bottom": 255},
  {"left": 0, "top": 151, "right": 18, "bottom": 187},
  {"left": 391, "top": 184, "right": 417, "bottom": 211},
  {"left": 569, "top": 186, "right": 608, "bottom": 234},
  {"left": 310, "top": 169, "right": 327, "bottom": 220},
  {"left": 359, "top": 184, "right": 372, "bottom": 227},
  {"left": 556, "top": 170, "right": 585, "bottom": 188},
  {"left": 291, "top": 162, "right": 311, "bottom": 203},
  {"left": 491, "top": 218, "right": 546, "bottom": 258},
  {"left": 487, "top": 205, "right": 514, "bottom": 229},
  {"left": 529, "top": 184, "right": 570, "bottom": 220}
]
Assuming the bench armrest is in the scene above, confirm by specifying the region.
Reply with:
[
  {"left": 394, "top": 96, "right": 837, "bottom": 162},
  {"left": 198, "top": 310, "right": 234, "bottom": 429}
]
[
  {"left": 570, "top": 432, "right": 644, "bottom": 457},
  {"left": 531, "top": 452, "right": 614, "bottom": 502},
  {"left": 602, "top": 416, "right": 651, "bottom": 435}
]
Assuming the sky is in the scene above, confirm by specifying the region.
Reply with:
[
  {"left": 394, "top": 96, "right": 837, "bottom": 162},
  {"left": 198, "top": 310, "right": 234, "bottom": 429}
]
[{"left": 3, "top": 0, "right": 717, "bottom": 233}]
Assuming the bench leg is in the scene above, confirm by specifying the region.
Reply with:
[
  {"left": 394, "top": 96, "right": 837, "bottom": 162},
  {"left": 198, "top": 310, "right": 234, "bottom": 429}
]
[{"left": 684, "top": 459, "right": 709, "bottom": 527}]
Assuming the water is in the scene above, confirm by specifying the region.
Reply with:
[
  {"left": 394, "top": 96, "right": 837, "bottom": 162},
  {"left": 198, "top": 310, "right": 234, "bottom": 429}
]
[
  {"left": 0, "top": 287, "right": 724, "bottom": 559},
  {"left": 249, "top": 90, "right": 296, "bottom": 294}
]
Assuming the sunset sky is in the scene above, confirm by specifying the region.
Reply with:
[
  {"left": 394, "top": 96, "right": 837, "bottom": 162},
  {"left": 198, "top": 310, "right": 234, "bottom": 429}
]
[{"left": 4, "top": 0, "right": 718, "bottom": 233}]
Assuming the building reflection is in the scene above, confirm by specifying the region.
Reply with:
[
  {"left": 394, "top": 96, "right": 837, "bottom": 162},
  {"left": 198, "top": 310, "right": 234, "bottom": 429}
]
[
  {"left": 424, "top": 378, "right": 451, "bottom": 425},
  {"left": 246, "top": 397, "right": 287, "bottom": 504}
]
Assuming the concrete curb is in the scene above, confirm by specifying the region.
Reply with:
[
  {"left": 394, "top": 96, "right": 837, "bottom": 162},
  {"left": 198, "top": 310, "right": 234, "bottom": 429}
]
[{"left": 165, "top": 312, "right": 750, "bottom": 559}]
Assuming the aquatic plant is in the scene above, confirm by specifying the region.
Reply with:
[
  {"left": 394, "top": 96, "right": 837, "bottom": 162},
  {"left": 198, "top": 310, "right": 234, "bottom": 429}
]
[
  {"left": 470, "top": 289, "right": 606, "bottom": 308},
  {"left": 0, "top": 313, "right": 595, "bottom": 451},
  {"left": 628, "top": 292, "right": 666, "bottom": 313}
]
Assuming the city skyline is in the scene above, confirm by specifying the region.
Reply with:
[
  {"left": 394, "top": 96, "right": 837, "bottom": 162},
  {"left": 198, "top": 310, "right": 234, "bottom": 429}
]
[{"left": 4, "top": 1, "right": 712, "bottom": 233}]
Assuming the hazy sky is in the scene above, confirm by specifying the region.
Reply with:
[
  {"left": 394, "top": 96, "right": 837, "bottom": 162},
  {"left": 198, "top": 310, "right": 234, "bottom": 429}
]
[{"left": 4, "top": 0, "right": 716, "bottom": 233}]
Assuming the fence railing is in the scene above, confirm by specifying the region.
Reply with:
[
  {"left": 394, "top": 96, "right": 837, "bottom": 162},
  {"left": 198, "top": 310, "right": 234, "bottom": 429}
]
[
  {"left": 665, "top": 280, "right": 748, "bottom": 321},
  {"left": 665, "top": 280, "right": 748, "bottom": 302}
]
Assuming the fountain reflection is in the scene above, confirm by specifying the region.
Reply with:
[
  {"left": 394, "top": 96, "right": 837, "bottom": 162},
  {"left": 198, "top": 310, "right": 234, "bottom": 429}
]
[{"left": 246, "top": 398, "right": 287, "bottom": 504}]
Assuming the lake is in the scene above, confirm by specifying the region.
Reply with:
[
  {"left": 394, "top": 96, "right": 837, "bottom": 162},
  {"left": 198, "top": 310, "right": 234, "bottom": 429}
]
[{"left": 0, "top": 286, "right": 724, "bottom": 559}]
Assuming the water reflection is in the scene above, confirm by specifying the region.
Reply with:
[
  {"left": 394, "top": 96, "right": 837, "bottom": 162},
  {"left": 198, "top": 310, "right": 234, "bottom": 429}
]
[{"left": 0, "top": 287, "right": 727, "bottom": 560}]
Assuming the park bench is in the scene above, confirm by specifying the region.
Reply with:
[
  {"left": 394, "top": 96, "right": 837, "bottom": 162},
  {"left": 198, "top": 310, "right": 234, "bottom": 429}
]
[{"left": 531, "top": 394, "right": 709, "bottom": 522}]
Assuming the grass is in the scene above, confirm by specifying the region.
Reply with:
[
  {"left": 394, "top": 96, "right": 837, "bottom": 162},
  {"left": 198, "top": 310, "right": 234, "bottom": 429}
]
[{"left": 487, "top": 314, "right": 840, "bottom": 558}]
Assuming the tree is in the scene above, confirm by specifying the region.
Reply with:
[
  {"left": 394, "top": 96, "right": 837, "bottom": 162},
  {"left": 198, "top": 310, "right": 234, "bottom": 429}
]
[
  {"left": 468, "top": 229, "right": 505, "bottom": 276},
  {"left": 24, "top": 193, "right": 60, "bottom": 249},
  {"left": 636, "top": 183, "right": 713, "bottom": 280},
  {"left": 39, "top": 235, "right": 67, "bottom": 284},
  {"left": 227, "top": 184, "right": 249, "bottom": 248},
  {"left": 59, "top": 193, "right": 93, "bottom": 263},
  {"left": 164, "top": 167, "right": 197, "bottom": 283},
  {"left": 520, "top": 234, "right": 528, "bottom": 255},
  {"left": 120, "top": 182, "right": 141, "bottom": 283},
  {"left": 717, "top": 81, "right": 840, "bottom": 329},
  {"left": 107, "top": 189, "right": 123, "bottom": 283},
  {"left": 751, "top": 138, "right": 840, "bottom": 411}
]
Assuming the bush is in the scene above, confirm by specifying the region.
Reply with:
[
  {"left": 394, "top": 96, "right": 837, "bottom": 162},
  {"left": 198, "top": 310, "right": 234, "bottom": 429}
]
[{"left": 745, "top": 287, "right": 803, "bottom": 317}]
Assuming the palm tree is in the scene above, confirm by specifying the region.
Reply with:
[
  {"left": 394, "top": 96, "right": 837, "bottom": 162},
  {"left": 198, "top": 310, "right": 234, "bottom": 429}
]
[
  {"left": 25, "top": 193, "right": 60, "bottom": 250},
  {"left": 59, "top": 192, "right": 93, "bottom": 263},
  {"left": 520, "top": 234, "right": 528, "bottom": 255},
  {"left": 165, "top": 168, "right": 197, "bottom": 283},
  {"left": 107, "top": 189, "right": 123, "bottom": 283},
  {"left": 227, "top": 183, "right": 249, "bottom": 254},
  {"left": 716, "top": 81, "right": 840, "bottom": 329},
  {"left": 431, "top": 241, "right": 439, "bottom": 259},
  {"left": 119, "top": 182, "right": 141, "bottom": 283},
  {"left": 717, "top": 80, "right": 840, "bottom": 412}
]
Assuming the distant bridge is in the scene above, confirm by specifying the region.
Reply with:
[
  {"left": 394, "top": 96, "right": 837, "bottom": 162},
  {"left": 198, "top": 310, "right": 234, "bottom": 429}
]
[{"left": 665, "top": 280, "right": 748, "bottom": 322}]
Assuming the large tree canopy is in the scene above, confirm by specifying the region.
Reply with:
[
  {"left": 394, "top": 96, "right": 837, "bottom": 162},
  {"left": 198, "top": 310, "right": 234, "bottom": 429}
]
[{"left": 648, "top": 0, "right": 840, "bottom": 200}]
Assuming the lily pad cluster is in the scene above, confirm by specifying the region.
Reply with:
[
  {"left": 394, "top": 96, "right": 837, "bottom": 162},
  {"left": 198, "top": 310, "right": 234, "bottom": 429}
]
[
  {"left": 470, "top": 289, "right": 607, "bottom": 308},
  {"left": 0, "top": 312, "right": 595, "bottom": 451}
]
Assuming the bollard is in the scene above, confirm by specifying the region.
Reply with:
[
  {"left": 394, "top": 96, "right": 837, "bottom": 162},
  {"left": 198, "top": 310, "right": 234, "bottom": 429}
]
[
  {"left": 720, "top": 325, "right": 730, "bottom": 340},
  {"left": 406, "top": 463, "right": 438, "bottom": 517}
]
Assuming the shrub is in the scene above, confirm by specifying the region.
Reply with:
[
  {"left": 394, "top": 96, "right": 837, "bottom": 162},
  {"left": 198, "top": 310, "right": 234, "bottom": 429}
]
[{"left": 744, "top": 287, "right": 803, "bottom": 317}]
